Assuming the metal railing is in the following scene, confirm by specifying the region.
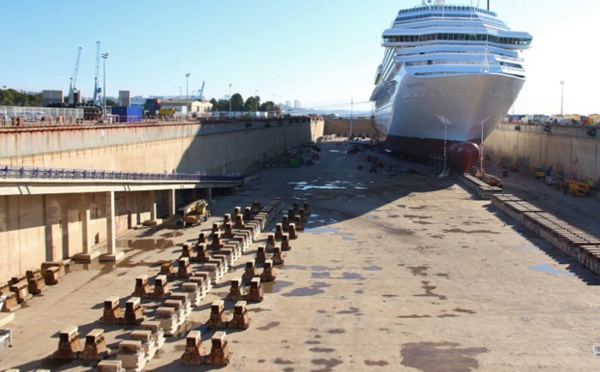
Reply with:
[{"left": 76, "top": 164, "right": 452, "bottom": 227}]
[{"left": 0, "top": 164, "right": 245, "bottom": 183}]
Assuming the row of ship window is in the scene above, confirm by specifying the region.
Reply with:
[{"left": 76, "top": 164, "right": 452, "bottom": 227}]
[
  {"left": 383, "top": 33, "right": 531, "bottom": 45},
  {"left": 395, "top": 12, "right": 502, "bottom": 26},
  {"left": 405, "top": 60, "right": 523, "bottom": 69},
  {"left": 397, "top": 6, "right": 495, "bottom": 17}
]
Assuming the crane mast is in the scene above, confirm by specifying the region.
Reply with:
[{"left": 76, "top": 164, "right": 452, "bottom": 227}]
[
  {"left": 68, "top": 46, "right": 82, "bottom": 105},
  {"left": 198, "top": 81, "right": 205, "bottom": 100},
  {"left": 93, "top": 41, "right": 101, "bottom": 105}
]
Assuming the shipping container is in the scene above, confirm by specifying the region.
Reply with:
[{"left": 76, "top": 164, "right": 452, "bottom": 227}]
[{"left": 111, "top": 106, "right": 142, "bottom": 123}]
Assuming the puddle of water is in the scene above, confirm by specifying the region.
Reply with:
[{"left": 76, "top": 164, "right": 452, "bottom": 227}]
[
  {"left": 364, "top": 266, "right": 382, "bottom": 271},
  {"left": 311, "top": 358, "right": 343, "bottom": 370},
  {"left": 342, "top": 272, "right": 366, "bottom": 280},
  {"left": 309, "top": 347, "right": 336, "bottom": 353},
  {"left": 312, "top": 272, "right": 331, "bottom": 278},
  {"left": 401, "top": 342, "right": 487, "bottom": 371},
  {"left": 282, "top": 287, "right": 325, "bottom": 297},
  {"left": 365, "top": 360, "right": 389, "bottom": 366},
  {"left": 342, "top": 236, "right": 357, "bottom": 241},
  {"left": 256, "top": 321, "right": 281, "bottom": 331},
  {"left": 305, "top": 227, "right": 340, "bottom": 234},
  {"left": 367, "top": 215, "right": 378, "bottom": 219},
  {"left": 529, "top": 264, "right": 574, "bottom": 276},
  {"left": 262, "top": 280, "right": 294, "bottom": 294}
]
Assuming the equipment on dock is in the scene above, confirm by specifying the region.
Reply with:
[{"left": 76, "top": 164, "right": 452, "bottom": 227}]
[
  {"left": 143, "top": 99, "right": 162, "bottom": 117},
  {"left": 93, "top": 41, "right": 102, "bottom": 105},
  {"left": 563, "top": 179, "right": 591, "bottom": 197},
  {"left": 67, "top": 47, "right": 82, "bottom": 105},
  {"left": 179, "top": 200, "right": 211, "bottom": 227}
]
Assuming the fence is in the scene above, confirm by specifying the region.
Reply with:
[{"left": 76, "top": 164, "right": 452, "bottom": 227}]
[
  {"left": 0, "top": 105, "right": 84, "bottom": 126},
  {"left": 0, "top": 164, "right": 246, "bottom": 184}
]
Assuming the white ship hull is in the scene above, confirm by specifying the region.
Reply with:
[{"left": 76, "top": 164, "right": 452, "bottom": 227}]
[{"left": 375, "top": 67, "right": 525, "bottom": 144}]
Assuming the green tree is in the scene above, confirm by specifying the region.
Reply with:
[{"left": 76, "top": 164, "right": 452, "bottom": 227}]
[
  {"left": 243, "top": 96, "right": 260, "bottom": 112},
  {"left": 217, "top": 99, "right": 230, "bottom": 111},
  {"left": 230, "top": 93, "right": 244, "bottom": 111},
  {"left": 210, "top": 98, "right": 218, "bottom": 111},
  {"left": 259, "top": 101, "right": 280, "bottom": 113},
  {"left": 106, "top": 99, "right": 118, "bottom": 106}
]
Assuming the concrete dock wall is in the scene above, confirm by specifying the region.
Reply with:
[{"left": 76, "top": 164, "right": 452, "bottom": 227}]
[
  {"left": 483, "top": 124, "right": 600, "bottom": 183},
  {"left": 324, "top": 119, "right": 377, "bottom": 138},
  {"left": 0, "top": 119, "right": 324, "bottom": 281},
  {"left": 0, "top": 118, "right": 324, "bottom": 175}
]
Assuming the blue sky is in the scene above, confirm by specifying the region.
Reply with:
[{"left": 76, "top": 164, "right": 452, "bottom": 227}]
[{"left": 1, "top": 0, "right": 598, "bottom": 115}]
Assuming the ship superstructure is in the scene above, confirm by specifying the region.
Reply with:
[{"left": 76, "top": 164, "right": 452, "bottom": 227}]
[{"left": 371, "top": 0, "right": 532, "bottom": 171}]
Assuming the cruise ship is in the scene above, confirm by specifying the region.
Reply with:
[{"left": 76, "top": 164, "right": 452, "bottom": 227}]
[{"left": 370, "top": 0, "right": 532, "bottom": 172}]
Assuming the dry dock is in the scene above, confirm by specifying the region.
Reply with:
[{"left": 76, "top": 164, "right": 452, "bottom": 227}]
[{"left": 2, "top": 139, "right": 600, "bottom": 371}]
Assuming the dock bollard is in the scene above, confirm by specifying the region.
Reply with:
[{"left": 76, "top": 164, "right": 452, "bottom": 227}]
[
  {"left": 180, "top": 243, "right": 193, "bottom": 258},
  {"left": 160, "top": 262, "right": 175, "bottom": 277},
  {"left": 275, "top": 224, "right": 284, "bottom": 240},
  {"left": 282, "top": 215, "right": 290, "bottom": 231},
  {"left": 177, "top": 257, "right": 192, "bottom": 278}
]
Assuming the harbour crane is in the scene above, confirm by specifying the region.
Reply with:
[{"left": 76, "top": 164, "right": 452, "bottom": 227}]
[
  {"left": 93, "top": 41, "right": 101, "bottom": 105},
  {"left": 197, "top": 81, "right": 205, "bottom": 101},
  {"left": 67, "top": 46, "right": 82, "bottom": 105}
]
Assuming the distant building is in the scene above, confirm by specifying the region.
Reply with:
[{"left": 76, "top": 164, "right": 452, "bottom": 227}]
[
  {"left": 118, "top": 91, "right": 131, "bottom": 106},
  {"left": 162, "top": 100, "right": 212, "bottom": 116},
  {"left": 42, "top": 90, "right": 63, "bottom": 106},
  {"left": 285, "top": 100, "right": 292, "bottom": 109},
  {"left": 294, "top": 100, "right": 302, "bottom": 109}
]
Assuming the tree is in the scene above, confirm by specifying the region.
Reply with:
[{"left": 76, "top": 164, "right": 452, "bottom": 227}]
[
  {"left": 0, "top": 88, "right": 42, "bottom": 107},
  {"left": 106, "top": 99, "right": 118, "bottom": 106},
  {"left": 210, "top": 98, "right": 218, "bottom": 111},
  {"left": 230, "top": 93, "right": 244, "bottom": 111},
  {"left": 259, "top": 101, "right": 280, "bottom": 113},
  {"left": 243, "top": 96, "right": 260, "bottom": 112}
]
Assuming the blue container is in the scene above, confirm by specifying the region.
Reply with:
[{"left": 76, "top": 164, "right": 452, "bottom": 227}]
[{"left": 111, "top": 106, "right": 142, "bottom": 123}]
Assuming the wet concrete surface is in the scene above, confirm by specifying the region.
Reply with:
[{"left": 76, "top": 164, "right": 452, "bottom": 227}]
[{"left": 3, "top": 139, "right": 600, "bottom": 371}]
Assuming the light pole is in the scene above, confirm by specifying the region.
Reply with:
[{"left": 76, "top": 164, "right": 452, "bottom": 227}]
[
  {"left": 228, "top": 83, "right": 232, "bottom": 112},
  {"left": 101, "top": 52, "right": 109, "bottom": 121},
  {"left": 185, "top": 73, "right": 190, "bottom": 118},
  {"left": 560, "top": 80, "right": 564, "bottom": 117}
]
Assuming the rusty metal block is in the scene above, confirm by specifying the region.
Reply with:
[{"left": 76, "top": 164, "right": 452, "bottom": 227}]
[
  {"left": 206, "top": 300, "right": 228, "bottom": 329},
  {"left": 177, "top": 257, "right": 192, "bottom": 278},
  {"left": 124, "top": 297, "right": 145, "bottom": 325},
  {"left": 260, "top": 260, "right": 276, "bottom": 282},
  {"left": 246, "top": 278, "right": 264, "bottom": 303},
  {"left": 133, "top": 275, "right": 151, "bottom": 299},
  {"left": 281, "top": 234, "right": 292, "bottom": 251},
  {"left": 211, "top": 232, "right": 224, "bottom": 250},
  {"left": 81, "top": 328, "right": 108, "bottom": 361},
  {"left": 180, "top": 243, "right": 193, "bottom": 258},
  {"left": 243, "top": 261, "right": 258, "bottom": 283},
  {"left": 289, "top": 223, "right": 299, "bottom": 239},
  {"left": 9, "top": 281, "right": 32, "bottom": 303},
  {"left": 272, "top": 247, "right": 285, "bottom": 265},
  {"left": 208, "top": 331, "right": 230, "bottom": 366},
  {"left": 26, "top": 269, "right": 46, "bottom": 294},
  {"left": 180, "top": 330, "right": 206, "bottom": 365},
  {"left": 256, "top": 246, "right": 266, "bottom": 265},
  {"left": 54, "top": 326, "right": 82, "bottom": 360},
  {"left": 153, "top": 275, "right": 170, "bottom": 299},
  {"left": 225, "top": 278, "right": 244, "bottom": 301},
  {"left": 266, "top": 234, "right": 276, "bottom": 251},
  {"left": 102, "top": 296, "right": 123, "bottom": 325},
  {"left": 159, "top": 262, "right": 175, "bottom": 277},
  {"left": 234, "top": 214, "right": 245, "bottom": 229},
  {"left": 229, "top": 301, "right": 250, "bottom": 330}
]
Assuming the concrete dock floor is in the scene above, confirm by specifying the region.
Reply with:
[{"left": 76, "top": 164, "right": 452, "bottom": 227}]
[{"left": 2, "top": 139, "right": 600, "bottom": 371}]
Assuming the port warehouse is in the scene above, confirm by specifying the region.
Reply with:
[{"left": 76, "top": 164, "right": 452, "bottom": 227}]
[{"left": 0, "top": 118, "right": 324, "bottom": 282}]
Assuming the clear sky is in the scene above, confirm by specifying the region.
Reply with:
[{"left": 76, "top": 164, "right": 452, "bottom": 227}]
[{"left": 1, "top": 0, "right": 598, "bottom": 115}]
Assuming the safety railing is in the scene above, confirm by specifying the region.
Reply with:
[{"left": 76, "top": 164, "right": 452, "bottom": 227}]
[{"left": 0, "top": 164, "right": 245, "bottom": 183}]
